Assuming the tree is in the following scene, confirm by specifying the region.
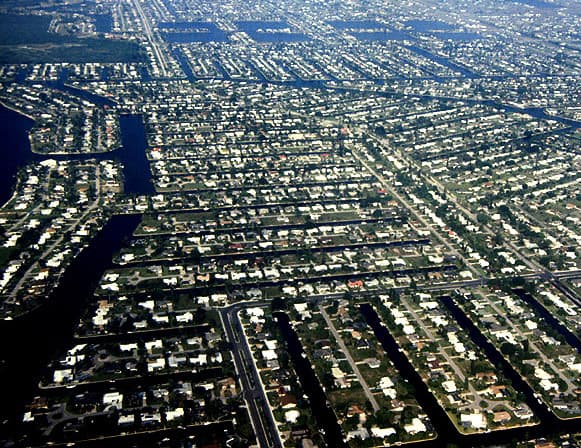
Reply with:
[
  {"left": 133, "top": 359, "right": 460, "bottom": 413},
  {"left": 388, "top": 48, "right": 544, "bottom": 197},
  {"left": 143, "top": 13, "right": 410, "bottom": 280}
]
[
  {"left": 500, "top": 343, "right": 516, "bottom": 357},
  {"left": 373, "top": 408, "right": 392, "bottom": 426},
  {"left": 271, "top": 297, "right": 286, "bottom": 312},
  {"left": 476, "top": 213, "right": 490, "bottom": 225}
]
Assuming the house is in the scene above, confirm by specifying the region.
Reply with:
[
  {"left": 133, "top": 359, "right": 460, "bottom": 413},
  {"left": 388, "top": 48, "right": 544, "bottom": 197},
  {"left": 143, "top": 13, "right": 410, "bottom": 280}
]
[
  {"left": 165, "top": 408, "right": 184, "bottom": 421},
  {"left": 347, "top": 428, "right": 370, "bottom": 441},
  {"left": 365, "top": 358, "right": 381, "bottom": 369},
  {"left": 190, "top": 354, "right": 208, "bottom": 366},
  {"left": 168, "top": 353, "right": 188, "bottom": 368},
  {"left": 348, "top": 279, "right": 363, "bottom": 289},
  {"left": 493, "top": 411, "right": 511, "bottom": 423},
  {"left": 476, "top": 372, "right": 498, "bottom": 385},
  {"left": 442, "top": 380, "right": 457, "bottom": 393},
  {"left": 486, "top": 385, "right": 506, "bottom": 398},
  {"left": 145, "top": 339, "right": 163, "bottom": 353},
  {"left": 262, "top": 350, "right": 277, "bottom": 361},
  {"left": 404, "top": 418, "right": 427, "bottom": 434},
  {"left": 147, "top": 357, "right": 166, "bottom": 372},
  {"left": 371, "top": 426, "right": 396, "bottom": 438},
  {"left": 513, "top": 405, "right": 534, "bottom": 420},
  {"left": 119, "top": 343, "right": 138, "bottom": 352},
  {"left": 118, "top": 414, "right": 135, "bottom": 426},
  {"left": 347, "top": 404, "right": 367, "bottom": 421},
  {"left": 141, "top": 412, "right": 161, "bottom": 425},
  {"left": 103, "top": 392, "right": 123, "bottom": 409},
  {"left": 460, "top": 411, "right": 487, "bottom": 429},
  {"left": 280, "top": 394, "right": 297, "bottom": 409},
  {"left": 285, "top": 409, "right": 300, "bottom": 423},
  {"left": 331, "top": 367, "right": 349, "bottom": 388},
  {"left": 176, "top": 312, "right": 193, "bottom": 323},
  {"left": 53, "top": 369, "right": 73, "bottom": 384}
]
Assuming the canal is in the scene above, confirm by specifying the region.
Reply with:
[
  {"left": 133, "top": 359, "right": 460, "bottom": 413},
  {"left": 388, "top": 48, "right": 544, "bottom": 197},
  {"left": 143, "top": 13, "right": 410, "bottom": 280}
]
[
  {"left": 0, "top": 104, "right": 152, "bottom": 436},
  {"left": 513, "top": 288, "right": 581, "bottom": 353},
  {"left": 0, "top": 104, "right": 37, "bottom": 205},
  {"left": 360, "top": 299, "right": 581, "bottom": 447},
  {"left": 118, "top": 114, "right": 155, "bottom": 195},
  {"left": 0, "top": 214, "right": 141, "bottom": 432},
  {"left": 360, "top": 303, "right": 456, "bottom": 447},
  {"left": 275, "top": 312, "right": 347, "bottom": 448},
  {"left": 0, "top": 105, "right": 153, "bottom": 203}
]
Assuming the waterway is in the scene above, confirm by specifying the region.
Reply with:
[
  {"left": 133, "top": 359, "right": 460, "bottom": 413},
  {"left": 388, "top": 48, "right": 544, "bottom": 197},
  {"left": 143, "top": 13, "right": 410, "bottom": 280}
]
[
  {"left": 0, "top": 104, "right": 36, "bottom": 205},
  {"left": 1, "top": 68, "right": 579, "bottom": 447},
  {"left": 361, "top": 297, "right": 579, "bottom": 447},
  {"left": 360, "top": 303, "right": 458, "bottom": 447},
  {"left": 117, "top": 114, "right": 155, "bottom": 195},
  {"left": 330, "top": 84, "right": 581, "bottom": 130},
  {"left": 361, "top": 301, "right": 581, "bottom": 446},
  {"left": 512, "top": 288, "right": 581, "bottom": 353},
  {"left": 439, "top": 296, "right": 553, "bottom": 427},
  {"left": 93, "top": 14, "right": 113, "bottom": 34},
  {"left": 275, "top": 312, "right": 347, "bottom": 448},
  {"left": 0, "top": 105, "right": 153, "bottom": 440},
  {"left": 0, "top": 214, "right": 141, "bottom": 437},
  {"left": 172, "top": 47, "right": 196, "bottom": 82},
  {"left": 406, "top": 45, "right": 477, "bottom": 78},
  {"left": 0, "top": 105, "right": 153, "bottom": 203}
]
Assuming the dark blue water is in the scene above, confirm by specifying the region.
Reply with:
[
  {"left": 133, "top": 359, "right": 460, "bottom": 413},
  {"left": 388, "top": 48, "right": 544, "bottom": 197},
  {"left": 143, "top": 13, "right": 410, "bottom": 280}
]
[
  {"left": 361, "top": 302, "right": 581, "bottom": 446},
  {"left": 275, "top": 313, "right": 347, "bottom": 447},
  {"left": 0, "top": 109, "right": 152, "bottom": 441},
  {"left": 407, "top": 45, "right": 476, "bottom": 77},
  {"left": 509, "top": 0, "right": 559, "bottom": 8},
  {"left": 59, "top": 67, "right": 69, "bottom": 84},
  {"left": 0, "top": 105, "right": 37, "bottom": 205},
  {"left": 55, "top": 83, "right": 117, "bottom": 107},
  {"left": 172, "top": 47, "right": 196, "bottom": 81},
  {"left": 439, "top": 297, "right": 554, "bottom": 424},
  {"left": 360, "top": 303, "right": 456, "bottom": 445},
  {"left": 100, "top": 66, "right": 110, "bottom": 81},
  {"left": 118, "top": 114, "right": 154, "bottom": 195},
  {"left": 513, "top": 289, "right": 581, "bottom": 353},
  {"left": 0, "top": 109, "right": 152, "bottom": 444},
  {"left": 0, "top": 214, "right": 141, "bottom": 438},
  {"left": 0, "top": 106, "right": 153, "bottom": 202},
  {"left": 141, "top": 66, "right": 151, "bottom": 81}
]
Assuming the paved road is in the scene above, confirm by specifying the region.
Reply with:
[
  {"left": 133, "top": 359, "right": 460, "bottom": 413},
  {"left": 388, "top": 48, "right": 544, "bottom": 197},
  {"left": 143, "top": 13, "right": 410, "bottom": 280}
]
[
  {"left": 8, "top": 165, "right": 102, "bottom": 299},
  {"left": 482, "top": 295, "right": 577, "bottom": 393},
  {"left": 131, "top": 0, "right": 169, "bottom": 77},
  {"left": 399, "top": 297, "right": 467, "bottom": 383},
  {"left": 318, "top": 305, "right": 380, "bottom": 412},
  {"left": 4, "top": 168, "right": 53, "bottom": 232},
  {"left": 350, "top": 145, "right": 481, "bottom": 278},
  {"left": 219, "top": 306, "right": 282, "bottom": 448},
  {"left": 367, "top": 134, "right": 581, "bottom": 312},
  {"left": 377, "top": 136, "right": 559, "bottom": 279}
]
